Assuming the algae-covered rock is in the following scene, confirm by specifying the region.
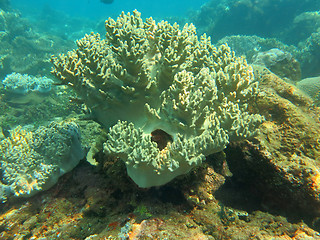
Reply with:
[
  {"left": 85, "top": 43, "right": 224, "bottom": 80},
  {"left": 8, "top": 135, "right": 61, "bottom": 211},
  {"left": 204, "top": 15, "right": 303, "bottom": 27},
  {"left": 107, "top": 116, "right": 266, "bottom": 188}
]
[
  {"left": 296, "top": 76, "right": 320, "bottom": 105},
  {"left": 225, "top": 66, "right": 320, "bottom": 221},
  {"left": 252, "top": 48, "right": 301, "bottom": 82}
]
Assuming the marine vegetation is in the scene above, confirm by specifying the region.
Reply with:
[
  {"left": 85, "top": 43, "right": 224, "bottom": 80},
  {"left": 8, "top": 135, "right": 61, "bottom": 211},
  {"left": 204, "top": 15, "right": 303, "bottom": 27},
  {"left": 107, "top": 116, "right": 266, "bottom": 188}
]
[
  {"left": 51, "top": 10, "right": 264, "bottom": 188},
  {"left": 0, "top": 120, "right": 85, "bottom": 202}
]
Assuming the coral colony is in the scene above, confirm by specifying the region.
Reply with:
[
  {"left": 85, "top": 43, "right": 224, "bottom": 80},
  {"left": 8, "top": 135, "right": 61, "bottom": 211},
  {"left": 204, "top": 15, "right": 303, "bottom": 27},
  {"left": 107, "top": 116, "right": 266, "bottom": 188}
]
[
  {"left": 0, "top": 121, "right": 85, "bottom": 202},
  {"left": 2, "top": 72, "right": 53, "bottom": 94},
  {"left": 52, "top": 10, "right": 264, "bottom": 188}
]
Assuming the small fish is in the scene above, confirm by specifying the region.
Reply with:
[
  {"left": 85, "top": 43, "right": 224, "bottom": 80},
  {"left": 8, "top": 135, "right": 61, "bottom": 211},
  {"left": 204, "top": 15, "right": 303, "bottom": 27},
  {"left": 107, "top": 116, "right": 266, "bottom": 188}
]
[
  {"left": 100, "top": 0, "right": 114, "bottom": 4},
  {"left": 107, "top": 221, "right": 120, "bottom": 230}
]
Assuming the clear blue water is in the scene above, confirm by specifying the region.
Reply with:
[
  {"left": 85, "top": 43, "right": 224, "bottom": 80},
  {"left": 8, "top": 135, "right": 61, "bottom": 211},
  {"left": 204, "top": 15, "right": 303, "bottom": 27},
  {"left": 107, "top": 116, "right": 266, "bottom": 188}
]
[
  {"left": 11, "top": 0, "right": 208, "bottom": 20},
  {"left": 4, "top": 0, "right": 320, "bottom": 89}
]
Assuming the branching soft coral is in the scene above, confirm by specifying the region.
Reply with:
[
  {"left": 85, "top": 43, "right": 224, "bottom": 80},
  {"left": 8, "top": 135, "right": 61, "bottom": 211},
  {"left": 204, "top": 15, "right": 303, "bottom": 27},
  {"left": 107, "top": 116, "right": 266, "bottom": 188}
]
[{"left": 51, "top": 10, "right": 263, "bottom": 187}]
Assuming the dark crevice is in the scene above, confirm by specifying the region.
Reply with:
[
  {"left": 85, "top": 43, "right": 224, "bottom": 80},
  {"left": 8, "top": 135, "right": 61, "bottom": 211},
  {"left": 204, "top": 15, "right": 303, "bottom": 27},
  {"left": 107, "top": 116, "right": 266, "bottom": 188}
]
[
  {"left": 214, "top": 143, "right": 320, "bottom": 232},
  {"left": 151, "top": 129, "right": 173, "bottom": 150}
]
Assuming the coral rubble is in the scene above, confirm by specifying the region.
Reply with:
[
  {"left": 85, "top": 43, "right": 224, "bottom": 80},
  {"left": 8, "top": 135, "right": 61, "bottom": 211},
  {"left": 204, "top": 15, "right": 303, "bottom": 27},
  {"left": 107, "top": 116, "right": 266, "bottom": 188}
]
[
  {"left": 51, "top": 10, "right": 263, "bottom": 188},
  {"left": 0, "top": 120, "right": 85, "bottom": 202}
]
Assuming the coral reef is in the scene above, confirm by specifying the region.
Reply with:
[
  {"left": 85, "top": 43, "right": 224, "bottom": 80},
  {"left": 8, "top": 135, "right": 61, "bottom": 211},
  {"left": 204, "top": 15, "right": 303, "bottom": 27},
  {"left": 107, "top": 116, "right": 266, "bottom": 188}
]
[
  {"left": 298, "top": 30, "right": 320, "bottom": 77},
  {"left": 0, "top": 8, "right": 74, "bottom": 79},
  {"left": 216, "top": 34, "right": 320, "bottom": 78},
  {"left": 0, "top": 67, "right": 320, "bottom": 237},
  {"left": 2, "top": 72, "right": 53, "bottom": 94},
  {"left": 217, "top": 35, "right": 300, "bottom": 61},
  {"left": 51, "top": 10, "right": 263, "bottom": 188},
  {"left": 193, "top": 1, "right": 320, "bottom": 78},
  {"left": 288, "top": 11, "right": 320, "bottom": 44},
  {"left": 0, "top": 120, "right": 85, "bottom": 202},
  {"left": 0, "top": 4, "right": 319, "bottom": 240},
  {"left": 0, "top": 84, "right": 82, "bottom": 129},
  {"left": 0, "top": 80, "right": 83, "bottom": 131},
  {"left": 192, "top": 0, "right": 320, "bottom": 43},
  {"left": 0, "top": 159, "right": 319, "bottom": 239}
]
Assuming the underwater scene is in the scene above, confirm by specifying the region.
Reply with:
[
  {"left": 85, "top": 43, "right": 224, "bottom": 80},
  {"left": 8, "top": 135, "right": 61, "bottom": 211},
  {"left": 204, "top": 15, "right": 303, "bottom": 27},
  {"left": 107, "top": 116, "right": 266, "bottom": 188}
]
[{"left": 1, "top": 0, "right": 320, "bottom": 239}]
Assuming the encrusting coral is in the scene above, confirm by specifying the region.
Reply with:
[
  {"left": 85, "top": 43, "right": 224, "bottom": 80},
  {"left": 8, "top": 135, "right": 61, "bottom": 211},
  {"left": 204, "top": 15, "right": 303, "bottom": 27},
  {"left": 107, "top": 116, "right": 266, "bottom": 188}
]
[
  {"left": 51, "top": 10, "right": 263, "bottom": 188},
  {"left": 0, "top": 120, "right": 85, "bottom": 202}
]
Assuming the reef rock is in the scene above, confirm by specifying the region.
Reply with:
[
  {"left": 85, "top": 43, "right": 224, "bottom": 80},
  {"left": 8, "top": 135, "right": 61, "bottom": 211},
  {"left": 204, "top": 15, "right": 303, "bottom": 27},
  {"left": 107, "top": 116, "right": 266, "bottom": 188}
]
[
  {"left": 296, "top": 76, "right": 320, "bottom": 105},
  {"left": 252, "top": 48, "right": 301, "bottom": 82},
  {"left": 0, "top": 120, "right": 85, "bottom": 202},
  {"left": 226, "top": 66, "right": 320, "bottom": 221},
  {"left": 298, "top": 31, "right": 320, "bottom": 77},
  {"left": 51, "top": 10, "right": 263, "bottom": 188}
]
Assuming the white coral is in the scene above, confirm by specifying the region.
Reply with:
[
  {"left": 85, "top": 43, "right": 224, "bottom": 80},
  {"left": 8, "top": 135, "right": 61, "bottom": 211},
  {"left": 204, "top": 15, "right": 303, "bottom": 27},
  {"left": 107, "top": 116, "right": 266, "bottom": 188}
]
[{"left": 2, "top": 72, "right": 53, "bottom": 94}]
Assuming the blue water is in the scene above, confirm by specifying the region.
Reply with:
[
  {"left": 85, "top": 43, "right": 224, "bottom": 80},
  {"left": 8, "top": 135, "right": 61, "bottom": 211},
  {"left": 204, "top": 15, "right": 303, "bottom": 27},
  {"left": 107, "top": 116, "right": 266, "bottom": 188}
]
[
  {"left": 12, "top": 0, "right": 208, "bottom": 20},
  {"left": 5, "top": 0, "right": 320, "bottom": 79}
]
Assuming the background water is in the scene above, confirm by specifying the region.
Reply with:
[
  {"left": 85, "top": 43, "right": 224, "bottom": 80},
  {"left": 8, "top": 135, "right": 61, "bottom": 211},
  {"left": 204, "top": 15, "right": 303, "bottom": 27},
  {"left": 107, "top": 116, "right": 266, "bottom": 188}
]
[
  {"left": 5, "top": 0, "right": 320, "bottom": 80},
  {"left": 11, "top": 0, "right": 208, "bottom": 20}
]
